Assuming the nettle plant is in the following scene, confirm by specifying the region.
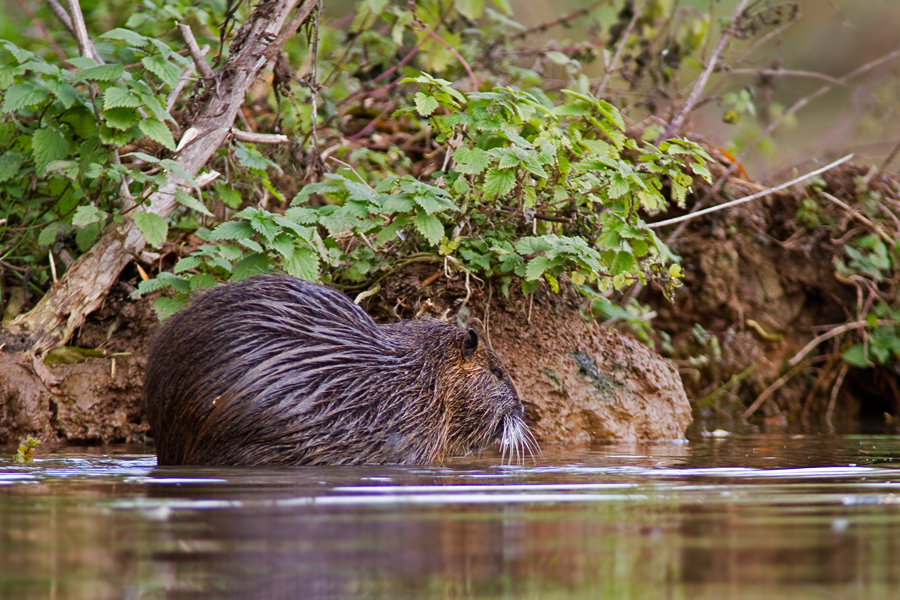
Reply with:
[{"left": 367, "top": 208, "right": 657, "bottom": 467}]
[
  {"left": 142, "top": 74, "right": 711, "bottom": 318},
  {"left": 0, "top": 31, "right": 198, "bottom": 270}
]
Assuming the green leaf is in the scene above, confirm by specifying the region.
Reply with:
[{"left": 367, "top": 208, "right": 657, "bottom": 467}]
[
  {"left": 610, "top": 251, "right": 635, "bottom": 275},
  {"left": 38, "top": 222, "right": 69, "bottom": 246},
  {"left": 525, "top": 255, "right": 555, "bottom": 280},
  {"left": 76, "top": 222, "right": 100, "bottom": 251},
  {"left": 841, "top": 344, "right": 869, "bottom": 368},
  {"left": 414, "top": 92, "right": 440, "bottom": 117},
  {"left": 45, "top": 79, "right": 78, "bottom": 108},
  {"left": 134, "top": 211, "right": 168, "bottom": 248},
  {"left": 174, "top": 188, "right": 213, "bottom": 216},
  {"left": 138, "top": 119, "right": 176, "bottom": 151},
  {"left": 414, "top": 212, "right": 445, "bottom": 246},
  {"left": 209, "top": 220, "right": 255, "bottom": 241},
  {"left": 248, "top": 210, "right": 280, "bottom": 242},
  {"left": 32, "top": 127, "right": 68, "bottom": 175},
  {"left": 232, "top": 252, "right": 272, "bottom": 281},
  {"left": 483, "top": 167, "right": 516, "bottom": 200},
  {"left": 99, "top": 28, "right": 149, "bottom": 47},
  {"left": 72, "top": 205, "right": 107, "bottom": 227},
  {"left": 81, "top": 64, "right": 125, "bottom": 82},
  {"left": 456, "top": 0, "right": 484, "bottom": 19},
  {"left": 103, "top": 86, "right": 141, "bottom": 109},
  {"left": 103, "top": 107, "right": 140, "bottom": 130},
  {"left": 0, "top": 152, "right": 24, "bottom": 182},
  {"left": 2, "top": 82, "right": 48, "bottom": 112},
  {"left": 152, "top": 297, "right": 187, "bottom": 321},
  {"left": 453, "top": 147, "right": 491, "bottom": 174},
  {"left": 142, "top": 55, "right": 181, "bottom": 88},
  {"left": 382, "top": 195, "right": 416, "bottom": 213},
  {"left": 285, "top": 247, "right": 319, "bottom": 281}
]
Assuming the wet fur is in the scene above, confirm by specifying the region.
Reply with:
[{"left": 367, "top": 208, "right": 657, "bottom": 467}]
[{"left": 144, "top": 274, "right": 534, "bottom": 466}]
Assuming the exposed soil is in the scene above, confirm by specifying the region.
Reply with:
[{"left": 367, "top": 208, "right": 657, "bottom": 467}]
[{"left": 639, "top": 163, "right": 900, "bottom": 431}]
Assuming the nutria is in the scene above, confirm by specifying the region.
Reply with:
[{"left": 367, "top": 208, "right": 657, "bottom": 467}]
[{"left": 144, "top": 274, "right": 535, "bottom": 466}]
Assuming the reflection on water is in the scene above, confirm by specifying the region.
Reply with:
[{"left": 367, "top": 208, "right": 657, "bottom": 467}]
[{"left": 1, "top": 435, "right": 900, "bottom": 599}]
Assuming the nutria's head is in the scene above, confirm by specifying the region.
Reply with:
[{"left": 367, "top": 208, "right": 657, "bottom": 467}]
[{"left": 404, "top": 324, "right": 535, "bottom": 464}]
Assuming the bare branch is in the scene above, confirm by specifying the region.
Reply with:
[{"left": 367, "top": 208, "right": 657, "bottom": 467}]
[
  {"left": 724, "top": 67, "right": 847, "bottom": 87},
  {"left": 45, "top": 0, "right": 74, "bottom": 36},
  {"left": 648, "top": 154, "right": 854, "bottom": 229},
  {"left": 65, "top": 0, "right": 102, "bottom": 63},
  {"left": 178, "top": 23, "right": 216, "bottom": 80},
  {"left": 657, "top": 0, "right": 750, "bottom": 141},
  {"left": 595, "top": 0, "right": 643, "bottom": 97}
]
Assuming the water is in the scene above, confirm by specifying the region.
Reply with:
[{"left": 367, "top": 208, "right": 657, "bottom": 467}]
[{"left": 2, "top": 434, "right": 900, "bottom": 599}]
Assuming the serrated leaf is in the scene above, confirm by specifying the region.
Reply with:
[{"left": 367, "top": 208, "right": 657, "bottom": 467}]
[
  {"left": 72, "top": 205, "right": 107, "bottom": 227},
  {"left": 2, "top": 82, "right": 48, "bottom": 112},
  {"left": 142, "top": 55, "right": 181, "bottom": 88},
  {"left": 76, "top": 222, "right": 100, "bottom": 251},
  {"left": 209, "top": 220, "right": 255, "bottom": 241},
  {"left": 383, "top": 195, "right": 415, "bottom": 213},
  {"left": 174, "top": 188, "right": 213, "bottom": 216},
  {"left": 21, "top": 60, "right": 60, "bottom": 76},
  {"left": 483, "top": 167, "right": 516, "bottom": 200},
  {"left": 285, "top": 247, "right": 319, "bottom": 281},
  {"left": 32, "top": 127, "right": 68, "bottom": 175},
  {"left": 0, "top": 152, "right": 24, "bottom": 182},
  {"left": 414, "top": 92, "right": 440, "bottom": 117},
  {"left": 414, "top": 212, "right": 444, "bottom": 246},
  {"left": 134, "top": 211, "right": 168, "bottom": 247},
  {"left": 173, "top": 255, "right": 202, "bottom": 273},
  {"left": 45, "top": 79, "right": 78, "bottom": 109},
  {"left": 524, "top": 255, "right": 555, "bottom": 280},
  {"left": 80, "top": 64, "right": 125, "bottom": 82},
  {"left": 232, "top": 252, "right": 272, "bottom": 281},
  {"left": 414, "top": 193, "right": 455, "bottom": 215},
  {"left": 38, "top": 222, "right": 69, "bottom": 246},
  {"left": 610, "top": 251, "right": 635, "bottom": 275},
  {"left": 99, "top": 28, "right": 149, "bottom": 47},
  {"left": 103, "top": 106, "right": 140, "bottom": 130},
  {"left": 248, "top": 211, "right": 280, "bottom": 242},
  {"left": 138, "top": 118, "right": 176, "bottom": 151},
  {"left": 103, "top": 86, "right": 141, "bottom": 109}
]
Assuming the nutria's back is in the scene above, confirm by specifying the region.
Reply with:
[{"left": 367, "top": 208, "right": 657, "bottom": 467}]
[{"left": 144, "top": 274, "right": 533, "bottom": 466}]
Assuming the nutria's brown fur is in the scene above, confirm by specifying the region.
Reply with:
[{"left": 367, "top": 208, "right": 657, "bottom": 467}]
[{"left": 144, "top": 274, "right": 534, "bottom": 466}]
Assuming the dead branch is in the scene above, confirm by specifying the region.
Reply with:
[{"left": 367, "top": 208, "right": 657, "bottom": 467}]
[
  {"left": 658, "top": 0, "right": 750, "bottom": 141},
  {"left": 648, "top": 154, "right": 853, "bottom": 229},
  {"left": 595, "top": 0, "right": 643, "bottom": 98}
]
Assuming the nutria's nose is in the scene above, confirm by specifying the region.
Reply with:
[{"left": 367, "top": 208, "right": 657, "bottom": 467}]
[{"left": 514, "top": 402, "right": 524, "bottom": 418}]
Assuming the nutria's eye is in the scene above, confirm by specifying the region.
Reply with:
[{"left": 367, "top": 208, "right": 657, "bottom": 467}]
[{"left": 461, "top": 328, "right": 479, "bottom": 360}]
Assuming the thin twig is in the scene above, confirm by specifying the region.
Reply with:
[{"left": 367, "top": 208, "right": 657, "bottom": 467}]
[
  {"left": 595, "top": 0, "right": 643, "bottom": 97},
  {"left": 421, "top": 26, "right": 478, "bottom": 90},
  {"left": 18, "top": 0, "right": 68, "bottom": 63},
  {"left": 504, "top": 1, "right": 609, "bottom": 42},
  {"left": 723, "top": 68, "right": 847, "bottom": 87},
  {"left": 819, "top": 191, "right": 894, "bottom": 245},
  {"left": 45, "top": 0, "right": 74, "bottom": 36},
  {"left": 825, "top": 362, "right": 850, "bottom": 430},
  {"left": 658, "top": 0, "right": 750, "bottom": 141},
  {"left": 306, "top": 0, "right": 324, "bottom": 176},
  {"left": 787, "top": 319, "right": 896, "bottom": 368},
  {"left": 699, "top": 49, "right": 900, "bottom": 208},
  {"left": 741, "top": 358, "right": 813, "bottom": 420},
  {"left": 648, "top": 154, "right": 854, "bottom": 229},
  {"left": 178, "top": 24, "right": 216, "bottom": 80},
  {"left": 167, "top": 44, "right": 209, "bottom": 112}
]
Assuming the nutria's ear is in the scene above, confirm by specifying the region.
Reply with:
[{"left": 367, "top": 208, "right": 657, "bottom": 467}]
[{"left": 461, "top": 328, "right": 479, "bottom": 360}]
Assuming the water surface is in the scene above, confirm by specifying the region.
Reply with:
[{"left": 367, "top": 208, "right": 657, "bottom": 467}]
[{"left": 2, "top": 434, "right": 900, "bottom": 599}]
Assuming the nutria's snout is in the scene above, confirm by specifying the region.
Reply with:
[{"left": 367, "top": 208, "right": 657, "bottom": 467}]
[{"left": 144, "top": 274, "right": 539, "bottom": 467}]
